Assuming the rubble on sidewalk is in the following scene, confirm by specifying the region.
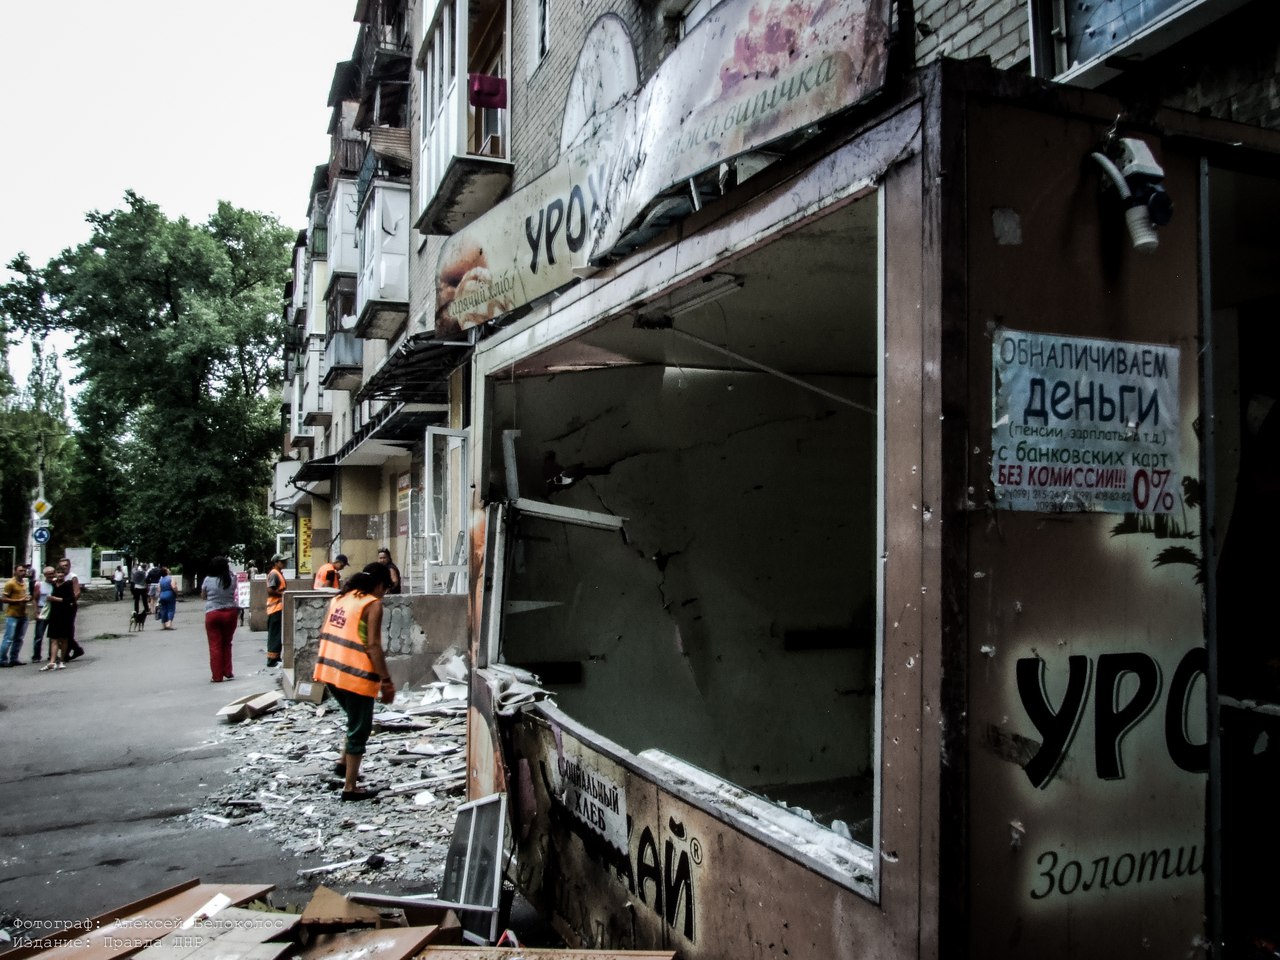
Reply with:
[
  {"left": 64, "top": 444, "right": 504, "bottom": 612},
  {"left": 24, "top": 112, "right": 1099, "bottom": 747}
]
[
  {"left": 1, "top": 878, "right": 674, "bottom": 960},
  {"left": 183, "top": 680, "right": 469, "bottom": 889}
]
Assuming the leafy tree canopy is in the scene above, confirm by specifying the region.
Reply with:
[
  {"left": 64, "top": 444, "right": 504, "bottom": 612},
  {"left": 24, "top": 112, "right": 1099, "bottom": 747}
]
[{"left": 0, "top": 192, "right": 295, "bottom": 571}]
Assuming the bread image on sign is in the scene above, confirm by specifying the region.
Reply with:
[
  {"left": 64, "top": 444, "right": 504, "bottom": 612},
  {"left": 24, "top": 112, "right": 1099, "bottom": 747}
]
[{"left": 436, "top": 235, "right": 517, "bottom": 336}]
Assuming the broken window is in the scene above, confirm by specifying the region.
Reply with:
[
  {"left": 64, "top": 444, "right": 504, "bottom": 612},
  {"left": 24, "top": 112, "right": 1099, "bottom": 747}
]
[
  {"left": 486, "top": 193, "right": 882, "bottom": 880},
  {"left": 425, "top": 426, "right": 470, "bottom": 594}
]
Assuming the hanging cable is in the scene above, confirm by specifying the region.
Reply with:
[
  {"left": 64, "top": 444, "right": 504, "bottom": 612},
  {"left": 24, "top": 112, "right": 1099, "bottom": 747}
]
[{"left": 665, "top": 327, "right": 875, "bottom": 414}]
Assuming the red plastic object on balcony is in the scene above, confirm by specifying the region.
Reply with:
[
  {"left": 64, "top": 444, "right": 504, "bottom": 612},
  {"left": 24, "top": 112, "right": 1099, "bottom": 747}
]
[{"left": 468, "top": 74, "right": 507, "bottom": 109}]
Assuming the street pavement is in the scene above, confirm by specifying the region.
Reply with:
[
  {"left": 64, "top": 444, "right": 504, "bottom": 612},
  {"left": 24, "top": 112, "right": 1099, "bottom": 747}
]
[{"left": 0, "top": 583, "right": 324, "bottom": 924}]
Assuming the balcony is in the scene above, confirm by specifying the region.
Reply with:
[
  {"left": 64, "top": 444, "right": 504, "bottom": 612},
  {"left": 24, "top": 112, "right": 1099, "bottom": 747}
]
[
  {"left": 321, "top": 331, "right": 364, "bottom": 392},
  {"left": 355, "top": 181, "right": 411, "bottom": 340},
  {"left": 290, "top": 426, "right": 315, "bottom": 450},
  {"left": 302, "top": 388, "right": 333, "bottom": 427},
  {"left": 326, "top": 180, "right": 361, "bottom": 286},
  {"left": 415, "top": 0, "right": 513, "bottom": 234}
]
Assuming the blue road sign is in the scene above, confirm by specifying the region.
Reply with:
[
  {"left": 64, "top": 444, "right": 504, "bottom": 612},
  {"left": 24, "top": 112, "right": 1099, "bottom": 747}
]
[{"left": 33, "top": 527, "right": 50, "bottom": 544}]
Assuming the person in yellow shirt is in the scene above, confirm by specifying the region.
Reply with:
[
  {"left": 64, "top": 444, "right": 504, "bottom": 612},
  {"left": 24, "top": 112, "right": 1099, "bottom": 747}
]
[
  {"left": 313, "top": 562, "right": 395, "bottom": 801},
  {"left": 1, "top": 564, "right": 33, "bottom": 666}
]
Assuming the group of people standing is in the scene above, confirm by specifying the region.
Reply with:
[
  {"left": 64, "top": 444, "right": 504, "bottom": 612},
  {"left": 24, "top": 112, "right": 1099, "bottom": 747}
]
[
  {"left": 2, "top": 558, "right": 87, "bottom": 670},
  {"left": 127, "top": 563, "right": 178, "bottom": 628}
]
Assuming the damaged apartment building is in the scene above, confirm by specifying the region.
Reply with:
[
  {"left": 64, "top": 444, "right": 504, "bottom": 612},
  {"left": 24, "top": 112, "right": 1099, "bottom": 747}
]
[{"left": 276, "top": 0, "right": 1280, "bottom": 956}]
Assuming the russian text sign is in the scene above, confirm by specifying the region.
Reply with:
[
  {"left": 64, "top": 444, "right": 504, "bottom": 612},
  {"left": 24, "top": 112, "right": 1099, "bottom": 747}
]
[
  {"left": 991, "top": 328, "right": 1180, "bottom": 513},
  {"left": 435, "top": 0, "right": 889, "bottom": 335}
]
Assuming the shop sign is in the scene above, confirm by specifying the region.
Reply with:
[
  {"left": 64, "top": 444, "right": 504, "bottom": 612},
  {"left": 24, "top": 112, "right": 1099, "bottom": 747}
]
[
  {"left": 991, "top": 328, "right": 1181, "bottom": 513},
  {"left": 436, "top": 0, "right": 889, "bottom": 335},
  {"left": 298, "top": 517, "right": 313, "bottom": 576},
  {"left": 549, "top": 742, "right": 629, "bottom": 853}
]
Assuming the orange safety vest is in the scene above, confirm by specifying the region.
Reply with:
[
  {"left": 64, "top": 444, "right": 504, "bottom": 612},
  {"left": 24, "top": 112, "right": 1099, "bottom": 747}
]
[
  {"left": 314, "top": 563, "right": 341, "bottom": 591},
  {"left": 313, "top": 591, "right": 380, "bottom": 697},
  {"left": 266, "top": 569, "right": 285, "bottom": 616}
]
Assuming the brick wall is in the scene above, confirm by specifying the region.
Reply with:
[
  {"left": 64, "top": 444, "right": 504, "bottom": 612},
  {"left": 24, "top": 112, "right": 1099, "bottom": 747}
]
[
  {"left": 913, "top": 0, "right": 1029, "bottom": 72},
  {"left": 511, "top": 0, "right": 663, "bottom": 190},
  {"left": 1102, "top": 0, "right": 1280, "bottom": 130}
]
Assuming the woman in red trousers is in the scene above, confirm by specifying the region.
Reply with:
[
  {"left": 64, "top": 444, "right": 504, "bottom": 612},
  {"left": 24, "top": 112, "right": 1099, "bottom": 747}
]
[{"left": 200, "top": 556, "right": 239, "bottom": 682}]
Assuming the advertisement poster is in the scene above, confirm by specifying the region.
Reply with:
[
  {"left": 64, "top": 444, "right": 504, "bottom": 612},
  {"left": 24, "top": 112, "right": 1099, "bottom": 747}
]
[
  {"left": 991, "top": 328, "right": 1181, "bottom": 513},
  {"left": 297, "top": 516, "right": 313, "bottom": 576},
  {"left": 397, "top": 472, "right": 412, "bottom": 538}
]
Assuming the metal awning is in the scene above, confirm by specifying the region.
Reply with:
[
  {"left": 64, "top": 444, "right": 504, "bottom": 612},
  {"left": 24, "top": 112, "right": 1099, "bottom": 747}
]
[
  {"left": 293, "top": 453, "right": 339, "bottom": 485},
  {"left": 356, "top": 333, "right": 472, "bottom": 404},
  {"left": 336, "top": 401, "right": 449, "bottom": 465}
]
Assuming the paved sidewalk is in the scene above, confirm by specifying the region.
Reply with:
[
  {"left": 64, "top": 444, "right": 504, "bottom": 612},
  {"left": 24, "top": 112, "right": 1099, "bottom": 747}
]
[{"left": 0, "top": 587, "right": 325, "bottom": 923}]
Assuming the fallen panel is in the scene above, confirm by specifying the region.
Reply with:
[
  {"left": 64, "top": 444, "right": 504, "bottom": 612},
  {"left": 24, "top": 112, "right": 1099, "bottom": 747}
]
[
  {"left": 131, "top": 906, "right": 300, "bottom": 960},
  {"left": 299, "top": 886, "right": 383, "bottom": 927},
  {"left": 244, "top": 691, "right": 284, "bottom": 719},
  {"left": 6, "top": 881, "right": 275, "bottom": 960},
  {"left": 294, "top": 926, "right": 443, "bottom": 960},
  {"left": 421, "top": 951, "right": 677, "bottom": 959},
  {"left": 216, "top": 694, "right": 260, "bottom": 724}
]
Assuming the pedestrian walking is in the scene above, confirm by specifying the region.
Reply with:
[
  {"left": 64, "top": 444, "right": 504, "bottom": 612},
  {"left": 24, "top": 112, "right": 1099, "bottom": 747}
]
[
  {"left": 265, "top": 553, "right": 288, "bottom": 668},
  {"left": 130, "top": 563, "right": 148, "bottom": 614},
  {"left": 157, "top": 568, "right": 178, "bottom": 629},
  {"left": 313, "top": 562, "right": 395, "bottom": 801},
  {"left": 113, "top": 564, "right": 126, "bottom": 601},
  {"left": 1, "top": 563, "right": 32, "bottom": 666},
  {"left": 41, "top": 570, "right": 77, "bottom": 670},
  {"left": 30, "top": 566, "right": 54, "bottom": 662},
  {"left": 145, "top": 564, "right": 162, "bottom": 613},
  {"left": 57, "top": 558, "right": 85, "bottom": 660},
  {"left": 201, "top": 557, "right": 238, "bottom": 682}
]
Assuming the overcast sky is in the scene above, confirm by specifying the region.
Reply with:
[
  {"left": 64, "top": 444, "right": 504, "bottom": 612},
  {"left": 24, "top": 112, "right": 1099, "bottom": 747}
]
[{"left": 0, "top": 0, "right": 360, "bottom": 385}]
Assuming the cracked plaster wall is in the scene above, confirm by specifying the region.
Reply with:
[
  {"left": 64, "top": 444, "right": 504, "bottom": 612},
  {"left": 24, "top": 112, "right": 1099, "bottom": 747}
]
[{"left": 492, "top": 365, "right": 876, "bottom": 789}]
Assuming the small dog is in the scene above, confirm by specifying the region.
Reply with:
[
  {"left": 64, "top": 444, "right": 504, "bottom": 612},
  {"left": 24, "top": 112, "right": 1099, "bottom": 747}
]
[{"left": 128, "top": 609, "right": 148, "bottom": 632}]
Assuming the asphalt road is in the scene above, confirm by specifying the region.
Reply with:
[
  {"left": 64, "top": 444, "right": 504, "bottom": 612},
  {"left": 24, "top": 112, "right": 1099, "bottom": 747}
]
[{"left": 0, "top": 584, "right": 323, "bottom": 924}]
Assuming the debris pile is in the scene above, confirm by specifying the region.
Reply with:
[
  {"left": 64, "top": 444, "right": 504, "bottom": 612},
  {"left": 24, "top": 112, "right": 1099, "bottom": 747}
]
[{"left": 184, "top": 680, "right": 470, "bottom": 889}]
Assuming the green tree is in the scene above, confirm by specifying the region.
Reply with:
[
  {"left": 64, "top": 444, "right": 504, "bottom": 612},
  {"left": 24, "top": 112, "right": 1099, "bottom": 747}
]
[
  {"left": 0, "top": 337, "right": 77, "bottom": 565},
  {"left": 1, "top": 192, "right": 294, "bottom": 574}
]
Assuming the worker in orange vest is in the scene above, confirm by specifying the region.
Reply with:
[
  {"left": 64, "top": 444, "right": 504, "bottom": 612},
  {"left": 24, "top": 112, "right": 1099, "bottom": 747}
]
[
  {"left": 265, "top": 553, "right": 288, "bottom": 668},
  {"left": 313, "top": 554, "right": 347, "bottom": 591},
  {"left": 313, "top": 562, "right": 396, "bottom": 801}
]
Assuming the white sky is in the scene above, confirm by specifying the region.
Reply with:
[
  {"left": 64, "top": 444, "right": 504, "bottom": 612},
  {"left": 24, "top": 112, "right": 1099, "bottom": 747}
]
[{"left": 0, "top": 0, "right": 360, "bottom": 387}]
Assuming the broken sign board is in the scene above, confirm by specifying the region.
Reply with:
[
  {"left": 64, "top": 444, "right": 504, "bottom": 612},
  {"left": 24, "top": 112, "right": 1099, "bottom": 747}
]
[
  {"left": 547, "top": 738, "right": 628, "bottom": 853},
  {"left": 991, "top": 328, "right": 1181, "bottom": 513}
]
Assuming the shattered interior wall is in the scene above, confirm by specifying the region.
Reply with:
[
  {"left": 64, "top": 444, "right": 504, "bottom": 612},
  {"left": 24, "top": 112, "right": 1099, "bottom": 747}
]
[{"left": 491, "top": 365, "right": 876, "bottom": 806}]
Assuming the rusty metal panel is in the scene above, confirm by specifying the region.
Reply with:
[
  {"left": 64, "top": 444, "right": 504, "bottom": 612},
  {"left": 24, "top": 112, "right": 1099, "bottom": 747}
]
[
  {"left": 962, "top": 100, "right": 1206, "bottom": 958},
  {"left": 467, "top": 671, "right": 506, "bottom": 800},
  {"left": 878, "top": 107, "right": 931, "bottom": 958}
]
